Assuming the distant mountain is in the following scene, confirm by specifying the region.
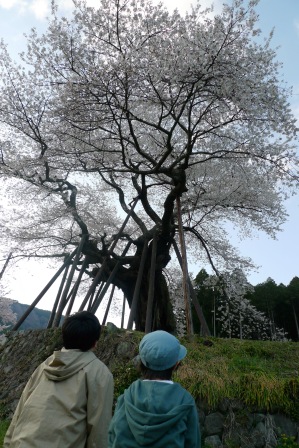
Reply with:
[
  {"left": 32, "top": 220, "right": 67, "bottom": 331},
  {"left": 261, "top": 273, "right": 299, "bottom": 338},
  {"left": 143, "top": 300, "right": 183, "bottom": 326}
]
[{"left": 11, "top": 302, "right": 54, "bottom": 330}]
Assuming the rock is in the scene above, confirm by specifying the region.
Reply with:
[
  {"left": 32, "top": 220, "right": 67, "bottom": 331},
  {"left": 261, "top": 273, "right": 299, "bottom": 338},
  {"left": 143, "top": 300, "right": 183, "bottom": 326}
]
[
  {"left": 3, "top": 365, "right": 13, "bottom": 374},
  {"left": 230, "top": 399, "right": 245, "bottom": 411},
  {"left": 131, "top": 354, "right": 140, "bottom": 365},
  {"left": 106, "top": 322, "right": 119, "bottom": 333},
  {"left": 204, "top": 435, "right": 223, "bottom": 448},
  {"left": 198, "top": 408, "right": 206, "bottom": 426},
  {"left": 253, "top": 413, "right": 266, "bottom": 424},
  {"left": 219, "top": 398, "right": 244, "bottom": 413},
  {"left": 250, "top": 422, "right": 266, "bottom": 448},
  {"left": 0, "top": 335, "right": 7, "bottom": 346},
  {"left": 219, "top": 398, "right": 230, "bottom": 412},
  {"left": 116, "top": 341, "right": 135, "bottom": 359},
  {"left": 273, "top": 414, "right": 298, "bottom": 438},
  {"left": 205, "top": 412, "right": 225, "bottom": 436}
]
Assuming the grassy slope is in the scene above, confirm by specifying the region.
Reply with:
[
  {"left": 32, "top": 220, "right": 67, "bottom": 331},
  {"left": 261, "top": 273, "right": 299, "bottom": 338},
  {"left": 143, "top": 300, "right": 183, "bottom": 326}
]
[
  {"left": 109, "top": 332, "right": 299, "bottom": 419},
  {"left": 175, "top": 336, "right": 299, "bottom": 418}
]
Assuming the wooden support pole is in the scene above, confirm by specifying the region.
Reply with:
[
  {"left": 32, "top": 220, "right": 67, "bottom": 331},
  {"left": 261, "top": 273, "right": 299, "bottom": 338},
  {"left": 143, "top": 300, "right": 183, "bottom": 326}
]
[
  {"left": 89, "top": 263, "right": 118, "bottom": 314},
  {"left": 102, "top": 284, "right": 116, "bottom": 325},
  {"left": 79, "top": 268, "right": 105, "bottom": 311},
  {"left": 53, "top": 235, "right": 87, "bottom": 327},
  {"left": 188, "top": 277, "right": 211, "bottom": 336},
  {"left": 88, "top": 282, "right": 104, "bottom": 311},
  {"left": 12, "top": 248, "right": 78, "bottom": 331},
  {"left": 176, "top": 196, "right": 193, "bottom": 335},
  {"left": 0, "top": 252, "right": 12, "bottom": 282},
  {"left": 87, "top": 288, "right": 96, "bottom": 311},
  {"left": 121, "top": 293, "right": 126, "bottom": 329},
  {"left": 90, "top": 241, "right": 132, "bottom": 315},
  {"left": 65, "top": 256, "right": 89, "bottom": 317},
  {"left": 145, "top": 232, "right": 158, "bottom": 334},
  {"left": 47, "top": 262, "right": 71, "bottom": 328},
  {"left": 172, "top": 239, "right": 211, "bottom": 336},
  {"left": 78, "top": 197, "right": 139, "bottom": 312},
  {"left": 127, "top": 239, "right": 148, "bottom": 330}
]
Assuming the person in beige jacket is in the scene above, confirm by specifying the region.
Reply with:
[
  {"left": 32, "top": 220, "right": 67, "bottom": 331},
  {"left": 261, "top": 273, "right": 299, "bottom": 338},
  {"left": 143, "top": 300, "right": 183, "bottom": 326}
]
[{"left": 4, "top": 311, "right": 114, "bottom": 448}]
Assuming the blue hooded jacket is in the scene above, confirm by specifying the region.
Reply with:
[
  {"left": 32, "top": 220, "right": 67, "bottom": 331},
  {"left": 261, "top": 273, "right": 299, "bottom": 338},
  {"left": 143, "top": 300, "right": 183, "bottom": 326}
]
[{"left": 108, "top": 379, "right": 201, "bottom": 447}]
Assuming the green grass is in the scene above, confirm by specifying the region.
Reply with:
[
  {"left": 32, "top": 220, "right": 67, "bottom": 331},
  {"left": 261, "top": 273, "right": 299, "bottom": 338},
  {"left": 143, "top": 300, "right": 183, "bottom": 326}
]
[
  {"left": 175, "top": 336, "right": 299, "bottom": 418},
  {"left": 277, "top": 434, "right": 299, "bottom": 448},
  {"left": 105, "top": 333, "right": 299, "bottom": 419},
  {"left": 0, "top": 420, "right": 9, "bottom": 447}
]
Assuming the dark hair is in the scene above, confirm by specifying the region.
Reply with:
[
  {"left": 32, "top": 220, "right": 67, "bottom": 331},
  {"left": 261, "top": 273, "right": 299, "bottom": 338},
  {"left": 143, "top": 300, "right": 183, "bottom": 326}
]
[
  {"left": 62, "top": 311, "right": 101, "bottom": 351},
  {"left": 139, "top": 361, "right": 176, "bottom": 381}
]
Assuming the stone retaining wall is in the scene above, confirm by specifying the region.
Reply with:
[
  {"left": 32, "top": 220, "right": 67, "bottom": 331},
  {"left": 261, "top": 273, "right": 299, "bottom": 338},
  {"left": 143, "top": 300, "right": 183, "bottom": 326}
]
[{"left": 198, "top": 402, "right": 299, "bottom": 447}]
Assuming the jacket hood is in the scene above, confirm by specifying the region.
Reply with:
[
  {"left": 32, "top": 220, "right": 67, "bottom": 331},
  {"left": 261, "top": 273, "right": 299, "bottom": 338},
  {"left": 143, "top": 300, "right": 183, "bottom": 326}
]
[
  {"left": 123, "top": 380, "right": 194, "bottom": 446},
  {"left": 43, "top": 350, "right": 96, "bottom": 382}
]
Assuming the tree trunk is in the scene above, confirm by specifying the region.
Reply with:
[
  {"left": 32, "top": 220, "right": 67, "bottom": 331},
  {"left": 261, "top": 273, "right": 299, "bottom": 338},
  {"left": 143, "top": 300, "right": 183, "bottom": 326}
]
[
  {"left": 88, "top": 237, "right": 177, "bottom": 332},
  {"left": 292, "top": 301, "right": 299, "bottom": 340},
  {"left": 120, "top": 268, "right": 176, "bottom": 332}
]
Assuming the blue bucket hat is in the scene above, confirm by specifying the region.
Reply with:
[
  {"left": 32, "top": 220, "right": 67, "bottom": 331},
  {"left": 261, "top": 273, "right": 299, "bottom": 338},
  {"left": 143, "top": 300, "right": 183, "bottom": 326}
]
[{"left": 139, "top": 330, "right": 187, "bottom": 371}]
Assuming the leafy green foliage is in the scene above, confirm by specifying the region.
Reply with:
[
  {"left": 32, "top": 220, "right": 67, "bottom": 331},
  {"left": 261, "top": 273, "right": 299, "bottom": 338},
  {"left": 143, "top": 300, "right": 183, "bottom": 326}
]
[
  {"left": 277, "top": 435, "right": 299, "bottom": 448},
  {"left": 112, "top": 363, "right": 140, "bottom": 401},
  {"left": 247, "top": 278, "right": 299, "bottom": 341}
]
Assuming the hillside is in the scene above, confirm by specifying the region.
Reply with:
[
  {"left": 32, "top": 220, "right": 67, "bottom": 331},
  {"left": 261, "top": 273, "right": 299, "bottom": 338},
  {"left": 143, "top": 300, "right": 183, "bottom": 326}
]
[{"left": 11, "top": 302, "right": 54, "bottom": 330}]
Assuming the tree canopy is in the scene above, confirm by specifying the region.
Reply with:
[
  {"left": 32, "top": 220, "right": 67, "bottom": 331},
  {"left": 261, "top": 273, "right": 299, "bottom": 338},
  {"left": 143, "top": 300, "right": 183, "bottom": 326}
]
[{"left": 0, "top": 0, "right": 298, "bottom": 331}]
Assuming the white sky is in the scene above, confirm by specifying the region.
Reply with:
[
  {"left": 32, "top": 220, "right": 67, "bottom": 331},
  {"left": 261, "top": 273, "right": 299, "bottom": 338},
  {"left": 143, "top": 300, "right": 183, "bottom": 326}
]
[{"left": 0, "top": 0, "right": 298, "bottom": 316}]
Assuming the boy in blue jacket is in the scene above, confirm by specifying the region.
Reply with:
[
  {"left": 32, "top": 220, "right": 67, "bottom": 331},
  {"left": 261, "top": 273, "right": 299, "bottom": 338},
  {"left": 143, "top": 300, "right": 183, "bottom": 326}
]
[{"left": 109, "top": 330, "right": 201, "bottom": 447}]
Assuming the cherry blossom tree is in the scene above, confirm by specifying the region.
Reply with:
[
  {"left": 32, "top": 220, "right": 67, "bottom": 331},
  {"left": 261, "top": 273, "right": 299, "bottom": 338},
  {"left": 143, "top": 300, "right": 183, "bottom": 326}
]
[
  {"left": 215, "top": 269, "right": 286, "bottom": 340},
  {"left": 0, "top": 0, "right": 298, "bottom": 331},
  {"left": 197, "top": 269, "right": 287, "bottom": 340},
  {"left": 166, "top": 266, "right": 187, "bottom": 335},
  {"left": 216, "top": 294, "right": 287, "bottom": 340}
]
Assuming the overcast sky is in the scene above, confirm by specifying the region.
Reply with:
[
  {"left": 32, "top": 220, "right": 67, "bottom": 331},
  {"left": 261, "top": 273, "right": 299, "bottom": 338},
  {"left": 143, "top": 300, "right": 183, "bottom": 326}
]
[{"left": 0, "top": 0, "right": 298, "bottom": 313}]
